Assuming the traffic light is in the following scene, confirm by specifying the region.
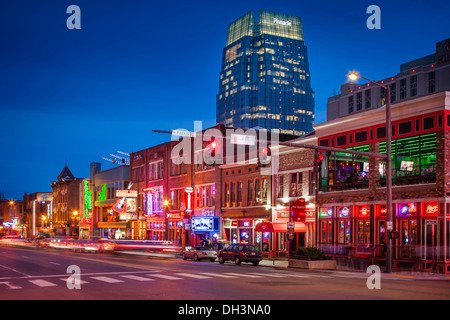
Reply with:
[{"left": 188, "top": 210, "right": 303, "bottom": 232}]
[
  {"left": 210, "top": 138, "right": 217, "bottom": 158},
  {"left": 258, "top": 146, "right": 271, "bottom": 167},
  {"left": 389, "top": 231, "right": 399, "bottom": 240},
  {"left": 313, "top": 150, "right": 323, "bottom": 172}
]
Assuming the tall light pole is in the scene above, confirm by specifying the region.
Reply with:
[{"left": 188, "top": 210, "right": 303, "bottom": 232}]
[
  {"left": 164, "top": 199, "right": 169, "bottom": 241},
  {"left": 348, "top": 72, "right": 393, "bottom": 273}
]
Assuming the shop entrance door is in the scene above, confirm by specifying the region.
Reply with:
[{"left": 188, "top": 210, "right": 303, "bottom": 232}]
[
  {"left": 399, "top": 219, "right": 417, "bottom": 259},
  {"left": 424, "top": 220, "right": 437, "bottom": 261}
]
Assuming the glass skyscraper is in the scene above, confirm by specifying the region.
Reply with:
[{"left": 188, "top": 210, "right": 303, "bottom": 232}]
[{"left": 216, "top": 10, "right": 315, "bottom": 136}]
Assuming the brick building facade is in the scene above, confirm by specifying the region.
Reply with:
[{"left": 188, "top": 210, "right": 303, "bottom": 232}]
[
  {"left": 50, "top": 165, "right": 82, "bottom": 237},
  {"left": 314, "top": 91, "right": 450, "bottom": 272}
]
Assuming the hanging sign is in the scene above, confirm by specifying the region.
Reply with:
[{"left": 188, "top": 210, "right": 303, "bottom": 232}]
[{"left": 291, "top": 198, "right": 306, "bottom": 222}]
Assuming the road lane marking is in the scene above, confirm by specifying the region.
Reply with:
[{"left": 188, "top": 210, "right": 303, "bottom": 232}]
[
  {"left": 120, "top": 275, "right": 155, "bottom": 281},
  {"left": 389, "top": 275, "right": 414, "bottom": 279},
  {"left": 0, "top": 264, "right": 30, "bottom": 277},
  {"left": 174, "top": 273, "right": 212, "bottom": 279},
  {"left": 90, "top": 276, "right": 124, "bottom": 283},
  {"left": 29, "top": 279, "right": 58, "bottom": 287},
  {"left": 146, "top": 274, "right": 183, "bottom": 280}
]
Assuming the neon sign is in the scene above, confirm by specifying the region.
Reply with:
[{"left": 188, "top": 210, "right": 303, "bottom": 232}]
[
  {"left": 320, "top": 207, "right": 332, "bottom": 218},
  {"left": 82, "top": 179, "right": 93, "bottom": 225},
  {"left": 359, "top": 206, "right": 370, "bottom": 217},
  {"left": 339, "top": 207, "right": 350, "bottom": 217},
  {"left": 98, "top": 184, "right": 106, "bottom": 201},
  {"left": 167, "top": 212, "right": 183, "bottom": 220},
  {"left": 424, "top": 203, "right": 438, "bottom": 215},
  {"left": 191, "top": 217, "right": 219, "bottom": 231},
  {"left": 397, "top": 203, "right": 417, "bottom": 217}
]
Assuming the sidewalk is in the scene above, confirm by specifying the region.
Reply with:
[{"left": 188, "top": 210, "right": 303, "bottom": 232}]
[{"left": 259, "top": 258, "right": 450, "bottom": 280}]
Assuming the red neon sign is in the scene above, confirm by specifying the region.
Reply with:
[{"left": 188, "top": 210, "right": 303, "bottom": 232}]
[
  {"left": 424, "top": 203, "right": 438, "bottom": 215},
  {"left": 356, "top": 206, "right": 370, "bottom": 217},
  {"left": 167, "top": 212, "right": 183, "bottom": 220}
]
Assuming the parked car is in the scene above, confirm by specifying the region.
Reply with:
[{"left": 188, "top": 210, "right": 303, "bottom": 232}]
[
  {"left": 218, "top": 244, "right": 262, "bottom": 266},
  {"left": 182, "top": 246, "right": 217, "bottom": 262}
]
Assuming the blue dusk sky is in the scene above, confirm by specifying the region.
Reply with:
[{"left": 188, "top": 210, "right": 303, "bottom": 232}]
[{"left": 0, "top": 0, "right": 449, "bottom": 200}]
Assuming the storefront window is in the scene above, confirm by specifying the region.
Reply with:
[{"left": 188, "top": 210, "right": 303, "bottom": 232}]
[
  {"left": 337, "top": 220, "right": 351, "bottom": 244},
  {"left": 320, "top": 220, "right": 332, "bottom": 244},
  {"left": 320, "top": 150, "right": 369, "bottom": 192},
  {"left": 277, "top": 232, "right": 287, "bottom": 251},
  {"left": 320, "top": 133, "right": 437, "bottom": 191},
  {"left": 356, "top": 220, "right": 370, "bottom": 244},
  {"left": 379, "top": 133, "right": 436, "bottom": 185}
]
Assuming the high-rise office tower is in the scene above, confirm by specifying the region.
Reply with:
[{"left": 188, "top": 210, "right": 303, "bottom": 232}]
[{"left": 216, "top": 10, "right": 315, "bottom": 136}]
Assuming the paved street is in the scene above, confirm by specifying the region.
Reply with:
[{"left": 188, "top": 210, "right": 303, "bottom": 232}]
[{"left": 0, "top": 245, "right": 449, "bottom": 302}]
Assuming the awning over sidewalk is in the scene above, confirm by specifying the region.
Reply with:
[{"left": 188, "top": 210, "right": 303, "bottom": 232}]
[
  {"left": 272, "top": 222, "right": 306, "bottom": 233},
  {"left": 254, "top": 221, "right": 306, "bottom": 233},
  {"left": 254, "top": 221, "right": 274, "bottom": 232},
  {"left": 97, "top": 222, "right": 130, "bottom": 229}
]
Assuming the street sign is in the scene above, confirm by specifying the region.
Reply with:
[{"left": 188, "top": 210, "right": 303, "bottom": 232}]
[
  {"left": 287, "top": 222, "right": 295, "bottom": 240},
  {"left": 387, "top": 221, "right": 393, "bottom": 231},
  {"left": 172, "top": 129, "right": 196, "bottom": 138},
  {"left": 287, "top": 222, "right": 295, "bottom": 233}
]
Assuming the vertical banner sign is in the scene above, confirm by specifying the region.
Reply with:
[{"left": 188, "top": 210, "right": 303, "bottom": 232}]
[
  {"left": 185, "top": 187, "right": 193, "bottom": 213},
  {"left": 291, "top": 198, "right": 306, "bottom": 222},
  {"left": 82, "top": 179, "right": 93, "bottom": 225}
]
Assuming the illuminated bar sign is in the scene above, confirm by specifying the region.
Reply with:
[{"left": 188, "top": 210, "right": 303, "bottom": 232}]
[
  {"left": 98, "top": 184, "right": 107, "bottom": 201},
  {"left": 339, "top": 206, "right": 351, "bottom": 218},
  {"left": 358, "top": 206, "right": 370, "bottom": 217},
  {"left": 397, "top": 203, "right": 417, "bottom": 217},
  {"left": 320, "top": 207, "right": 333, "bottom": 218},
  {"left": 82, "top": 179, "right": 93, "bottom": 225},
  {"left": 191, "top": 217, "right": 219, "bottom": 231},
  {"left": 185, "top": 187, "right": 193, "bottom": 213},
  {"left": 116, "top": 189, "right": 138, "bottom": 198},
  {"left": 167, "top": 212, "right": 183, "bottom": 220},
  {"left": 424, "top": 202, "right": 438, "bottom": 215}
]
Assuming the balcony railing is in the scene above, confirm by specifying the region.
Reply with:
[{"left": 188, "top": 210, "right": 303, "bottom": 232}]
[{"left": 320, "top": 173, "right": 436, "bottom": 192}]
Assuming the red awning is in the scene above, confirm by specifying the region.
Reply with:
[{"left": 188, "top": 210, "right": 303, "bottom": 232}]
[
  {"left": 254, "top": 221, "right": 274, "bottom": 232},
  {"left": 272, "top": 222, "right": 306, "bottom": 233},
  {"left": 254, "top": 221, "right": 306, "bottom": 233}
]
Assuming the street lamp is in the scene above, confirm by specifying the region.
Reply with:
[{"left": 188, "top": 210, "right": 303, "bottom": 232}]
[
  {"left": 72, "top": 211, "right": 79, "bottom": 239},
  {"left": 348, "top": 72, "right": 393, "bottom": 273},
  {"left": 164, "top": 199, "right": 169, "bottom": 241}
]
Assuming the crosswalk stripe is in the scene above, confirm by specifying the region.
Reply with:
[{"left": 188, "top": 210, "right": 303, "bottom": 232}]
[
  {"left": 29, "top": 279, "right": 58, "bottom": 287},
  {"left": 0, "top": 281, "right": 21, "bottom": 289},
  {"left": 198, "top": 272, "right": 238, "bottom": 278},
  {"left": 146, "top": 274, "right": 183, "bottom": 280},
  {"left": 90, "top": 276, "right": 124, "bottom": 283},
  {"left": 174, "top": 273, "right": 212, "bottom": 279},
  {"left": 248, "top": 273, "right": 289, "bottom": 278},
  {"left": 223, "top": 273, "right": 263, "bottom": 278},
  {"left": 60, "top": 278, "right": 89, "bottom": 285},
  {"left": 120, "top": 275, "right": 155, "bottom": 281}
]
